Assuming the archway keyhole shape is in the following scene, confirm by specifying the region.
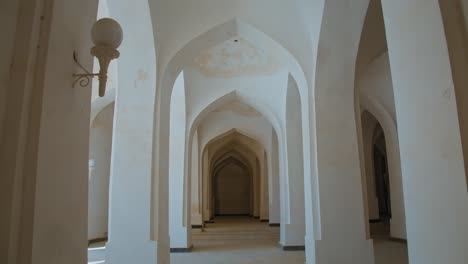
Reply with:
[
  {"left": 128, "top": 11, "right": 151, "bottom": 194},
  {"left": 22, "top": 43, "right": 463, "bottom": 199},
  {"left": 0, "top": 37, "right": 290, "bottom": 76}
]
[
  {"left": 186, "top": 91, "right": 283, "bottom": 224},
  {"left": 203, "top": 131, "right": 265, "bottom": 221},
  {"left": 154, "top": 19, "right": 310, "bottom": 214},
  {"left": 160, "top": 18, "right": 310, "bottom": 254},
  {"left": 212, "top": 149, "right": 257, "bottom": 218}
]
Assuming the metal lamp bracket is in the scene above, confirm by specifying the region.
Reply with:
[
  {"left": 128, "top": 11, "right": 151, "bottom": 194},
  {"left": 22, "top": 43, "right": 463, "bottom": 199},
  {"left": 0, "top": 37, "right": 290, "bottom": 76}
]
[{"left": 72, "top": 51, "right": 99, "bottom": 88}]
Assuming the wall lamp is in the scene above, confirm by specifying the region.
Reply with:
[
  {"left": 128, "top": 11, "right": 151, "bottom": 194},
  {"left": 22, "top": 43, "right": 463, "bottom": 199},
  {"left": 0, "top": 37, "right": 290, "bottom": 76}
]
[{"left": 73, "top": 18, "right": 123, "bottom": 97}]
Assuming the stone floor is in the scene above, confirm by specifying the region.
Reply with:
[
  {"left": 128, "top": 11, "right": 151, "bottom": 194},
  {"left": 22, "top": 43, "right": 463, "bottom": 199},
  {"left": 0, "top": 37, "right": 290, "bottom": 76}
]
[
  {"left": 172, "top": 217, "right": 304, "bottom": 264},
  {"left": 89, "top": 217, "right": 409, "bottom": 264}
]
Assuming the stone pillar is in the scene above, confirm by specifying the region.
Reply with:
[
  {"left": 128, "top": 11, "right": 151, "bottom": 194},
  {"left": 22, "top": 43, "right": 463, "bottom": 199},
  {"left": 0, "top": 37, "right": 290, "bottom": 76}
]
[
  {"left": 381, "top": 1, "right": 468, "bottom": 262},
  {"left": 105, "top": 0, "right": 158, "bottom": 263}
]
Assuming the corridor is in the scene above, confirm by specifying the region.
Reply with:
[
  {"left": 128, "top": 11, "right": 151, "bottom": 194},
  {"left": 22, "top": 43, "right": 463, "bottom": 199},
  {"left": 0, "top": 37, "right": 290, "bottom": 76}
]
[{"left": 4, "top": 0, "right": 468, "bottom": 263}]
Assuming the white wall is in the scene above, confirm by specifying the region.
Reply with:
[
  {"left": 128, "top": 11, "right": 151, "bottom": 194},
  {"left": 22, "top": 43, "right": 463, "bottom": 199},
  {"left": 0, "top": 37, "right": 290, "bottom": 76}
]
[{"left": 88, "top": 103, "right": 114, "bottom": 240}]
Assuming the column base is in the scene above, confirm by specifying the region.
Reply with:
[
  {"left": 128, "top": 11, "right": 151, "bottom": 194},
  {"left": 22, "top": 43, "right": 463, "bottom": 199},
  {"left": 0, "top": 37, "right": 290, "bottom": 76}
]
[
  {"left": 106, "top": 239, "right": 159, "bottom": 264},
  {"left": 314, "top": 238, "right": 374, "bottom": 264},
  {"left": 389, "top": 237, "right": 407, "bottom": 243},
  {"left": 282, "top": 245, "right": 305, "bottom": 251},
  {"left": 170, "top": 246, "right": 193, "bottom": 253}
]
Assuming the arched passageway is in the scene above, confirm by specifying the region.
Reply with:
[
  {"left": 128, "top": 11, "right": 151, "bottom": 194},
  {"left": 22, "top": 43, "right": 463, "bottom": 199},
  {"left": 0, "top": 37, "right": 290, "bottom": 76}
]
[
  {"left": 200, "top": 129, "right": 267, "bottom": 226},
  {"left": 361, "top": 111, "right": 396, "bottom": 240}
]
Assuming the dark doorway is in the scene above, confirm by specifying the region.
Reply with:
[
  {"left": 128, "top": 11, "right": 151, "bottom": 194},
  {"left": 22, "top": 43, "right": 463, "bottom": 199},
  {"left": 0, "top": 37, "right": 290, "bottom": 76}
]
[
  {"left": 373, "top": 126, "right": 391, "bottom": 221},
  {"left": 213, "top": 161, "right": 251, "bottom": 216}
]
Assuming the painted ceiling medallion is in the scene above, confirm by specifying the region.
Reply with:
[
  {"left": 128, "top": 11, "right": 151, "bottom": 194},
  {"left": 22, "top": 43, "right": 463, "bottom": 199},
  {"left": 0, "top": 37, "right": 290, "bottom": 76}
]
[{"left": 193, "top": 37, "right": 279, "bottom": 77}]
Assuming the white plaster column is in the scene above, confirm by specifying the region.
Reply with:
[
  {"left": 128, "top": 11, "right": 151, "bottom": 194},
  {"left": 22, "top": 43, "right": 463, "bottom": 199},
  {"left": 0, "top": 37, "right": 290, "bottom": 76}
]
[
  {"left": 191, "top": 130, "right": 203, "bottom": 227},
  {"left": 280, "top": 80, "right": 305, "bottom": 248},
  {"left": 253, "top": 159, "right": 260, "bottom": 217},
  {"left": 1, "top": 1, "right": 99, "bottom": 263},
  {"left": 260, "top": 151, "right": 270, "bottom": 221},
  {"left": 105, "top": 1, "right": 158, "bottom": 263},
  {"left": 381, "top": 1, "right": 468, "bottom": 262},
  {"left": 268, "top": 129, "right": 281, "bottom": 224},
  {"left": 202, "top": 151, "right": 211, "bottom": 222},
  {"left": 310, "top": 1, "right": 375, "bottom": 262},
  {"left": 168, "top": 73, "right": 191, "bottom": 250}
]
